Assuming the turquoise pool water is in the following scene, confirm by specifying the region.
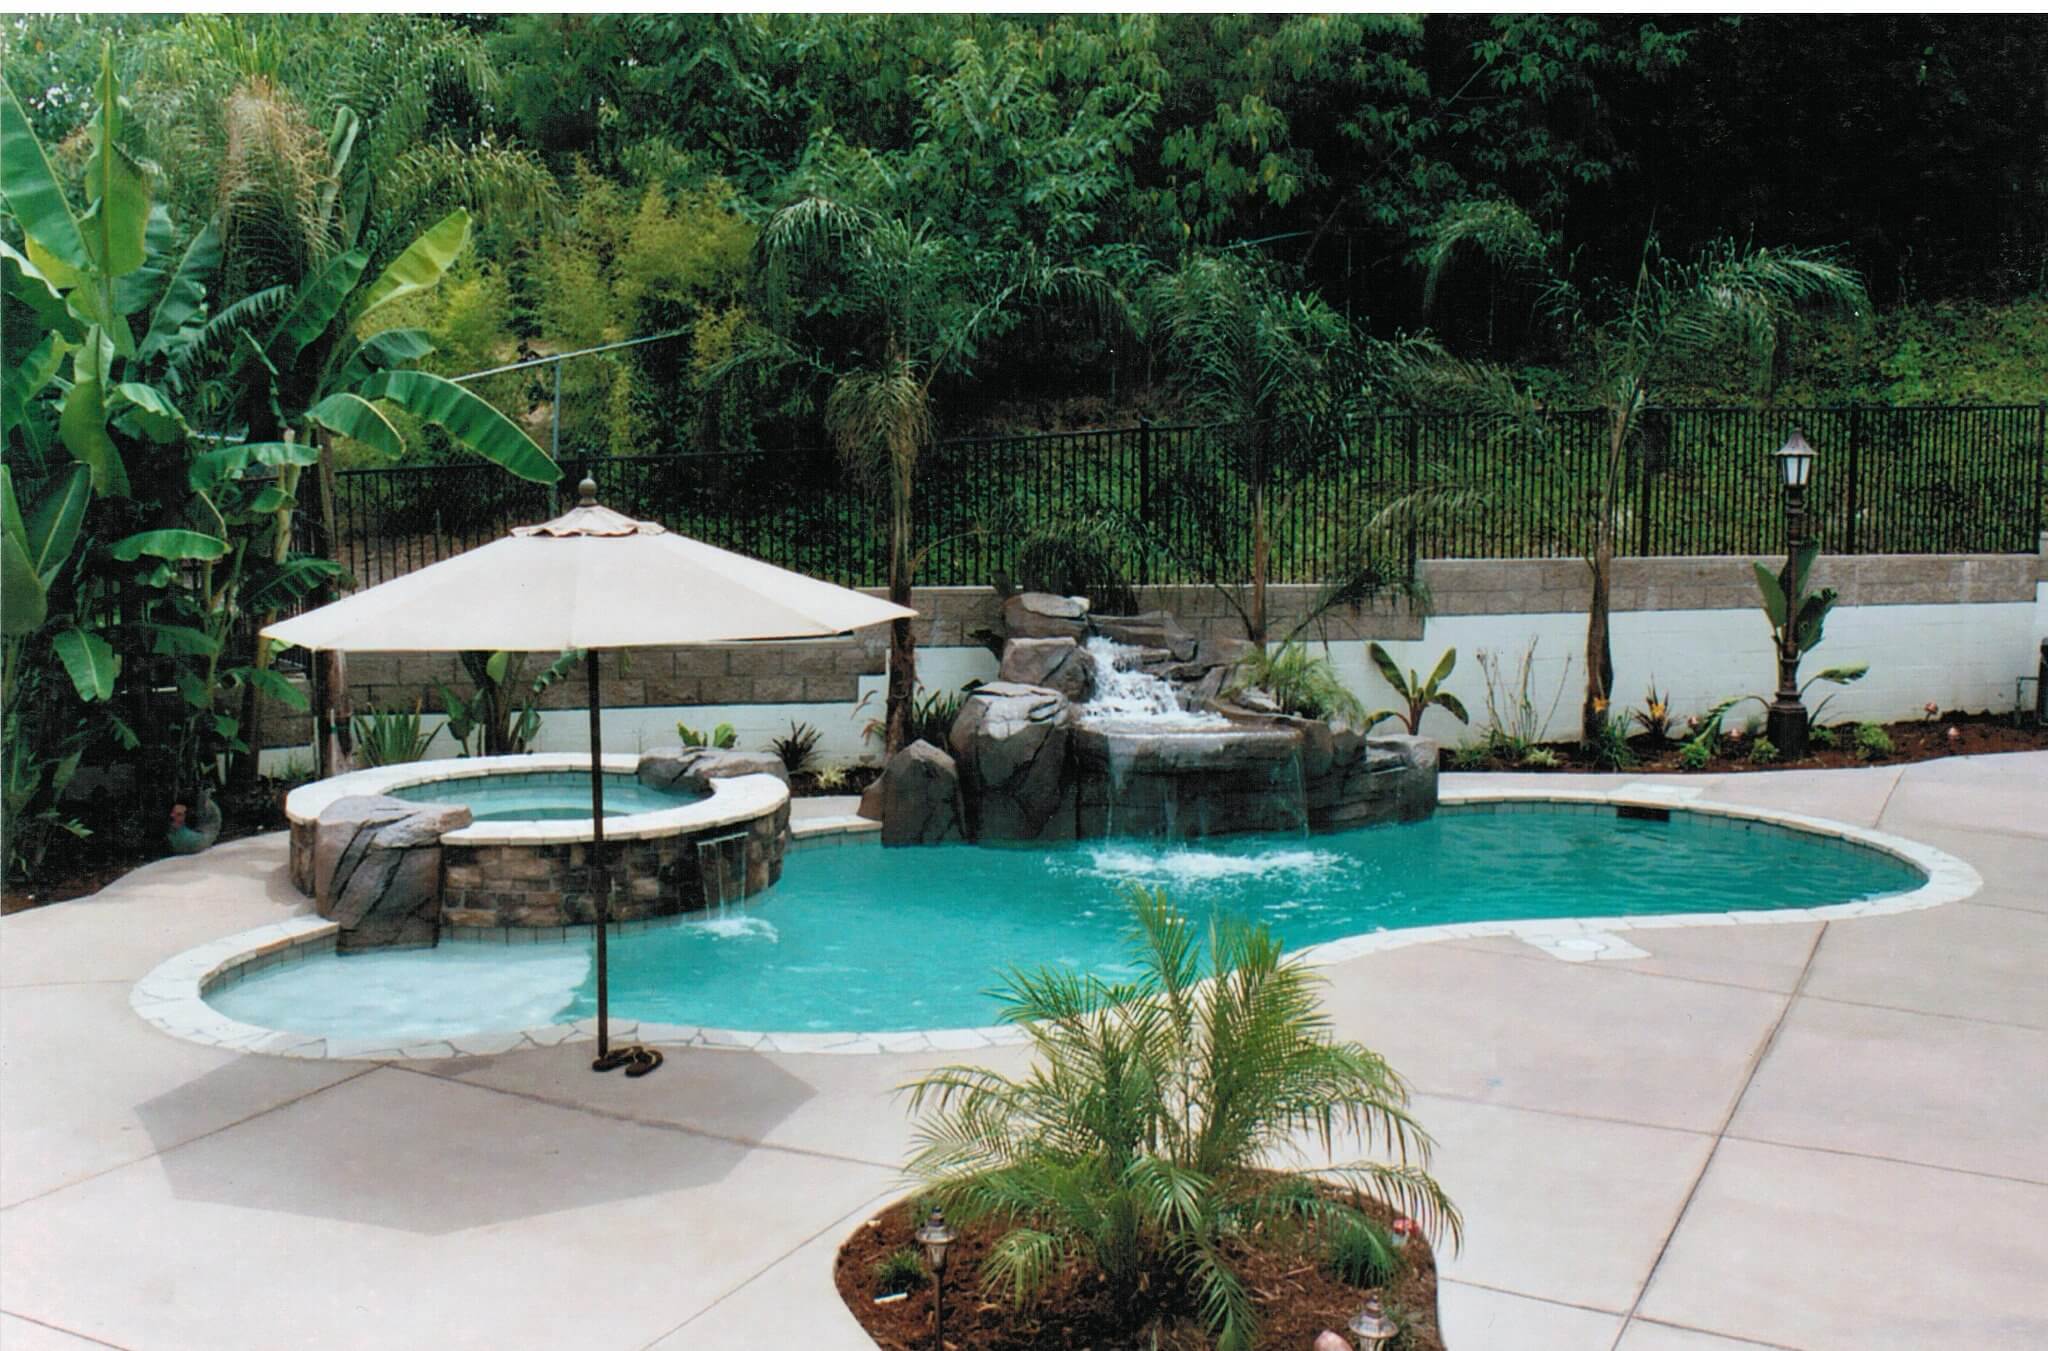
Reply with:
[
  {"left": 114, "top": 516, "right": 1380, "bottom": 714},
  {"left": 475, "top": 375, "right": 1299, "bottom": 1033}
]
[
  {"left": 209, "top": 805, "right": 1922, "bottom": 1040},
  {"left": 387, "top": 770, "right": 695, "bottom": 823}
]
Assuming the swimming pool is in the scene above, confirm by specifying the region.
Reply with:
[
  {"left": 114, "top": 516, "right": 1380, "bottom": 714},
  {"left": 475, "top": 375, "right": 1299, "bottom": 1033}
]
[{"left": 206, "top": 802, "right": 1925, "bottom": 1042}]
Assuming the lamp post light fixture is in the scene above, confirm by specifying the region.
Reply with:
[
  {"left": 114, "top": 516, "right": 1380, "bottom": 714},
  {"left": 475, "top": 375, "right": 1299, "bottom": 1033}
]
[
  {"left": 1766, "top": 428, "right": 1817, "bottom": 758},
  {"left": 1348, "top": 1295, "right": 1399, "bottom": 1348},
  {"left": 915, "top": 1206, "right": 956, "bottom": 1350}
]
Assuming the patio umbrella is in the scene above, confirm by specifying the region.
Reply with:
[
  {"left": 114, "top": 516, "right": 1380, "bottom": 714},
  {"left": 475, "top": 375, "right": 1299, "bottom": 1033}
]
[{"left": 264, "top": 479, "right": 915, "bottom": 1075}]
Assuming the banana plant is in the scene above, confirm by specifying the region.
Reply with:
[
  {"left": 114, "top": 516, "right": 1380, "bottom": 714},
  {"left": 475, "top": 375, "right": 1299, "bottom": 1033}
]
[
  {"left": 1753, "top": 540, "right": 1838, "bottom": 659},
  {"left": 1363, "top": 642, "right": 1470, "bottom": 735}
]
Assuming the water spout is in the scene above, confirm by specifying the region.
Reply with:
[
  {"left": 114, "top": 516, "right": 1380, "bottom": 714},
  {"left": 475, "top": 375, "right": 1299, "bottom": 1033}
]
[{"left": 694, "top": 829, "right": 751, "bottom": 916}]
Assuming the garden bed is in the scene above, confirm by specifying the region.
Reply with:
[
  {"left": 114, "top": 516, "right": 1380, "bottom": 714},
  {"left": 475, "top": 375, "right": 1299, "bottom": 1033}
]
[
  {"left": 836, "top": 1188, "right": 1443, "bottom": 1351},
  {"left": 1444, "top": 710, "right": 2047, "bottom": 776}
]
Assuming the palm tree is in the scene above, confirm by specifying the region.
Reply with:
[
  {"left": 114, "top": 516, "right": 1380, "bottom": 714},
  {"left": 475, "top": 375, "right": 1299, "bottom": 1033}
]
[
  {"left": 1142, "top": 253, "right": 1440, "bottom": 646},
  {"left": 732, "top": 196, "right": 1125, "bottom": 752},
  {"left": 904, "top": 887, "right": 1459, "bottom": 1351},
  {"left": 1419, "top": 201, "right": 1867, "bottom": 741}
]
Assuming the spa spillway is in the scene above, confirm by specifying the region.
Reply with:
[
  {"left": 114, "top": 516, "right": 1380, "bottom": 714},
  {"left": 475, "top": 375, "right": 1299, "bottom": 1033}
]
[{"left": 284, "top": 751, "right": 791, "bottom": 949}]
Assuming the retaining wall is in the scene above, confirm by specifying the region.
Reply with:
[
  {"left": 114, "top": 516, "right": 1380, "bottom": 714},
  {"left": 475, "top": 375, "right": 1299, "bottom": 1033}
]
[{"left": 259, "top": 541, "right": 2045, "bottom": 773}]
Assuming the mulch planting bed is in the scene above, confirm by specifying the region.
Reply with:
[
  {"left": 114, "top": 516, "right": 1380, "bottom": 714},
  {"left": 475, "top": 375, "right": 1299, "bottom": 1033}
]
[
  {"left": 836, "top": 1190, "right": 1443, "bottom": 1351},
  {"left": 1445, "top": 709, "right": 2047, "bottom": 776}
]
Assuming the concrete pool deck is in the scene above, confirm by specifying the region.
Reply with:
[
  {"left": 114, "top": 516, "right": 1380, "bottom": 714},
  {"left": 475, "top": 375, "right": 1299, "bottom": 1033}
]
[{"left": 2, "top": 755, "right": 2044, "bottom": 1350}]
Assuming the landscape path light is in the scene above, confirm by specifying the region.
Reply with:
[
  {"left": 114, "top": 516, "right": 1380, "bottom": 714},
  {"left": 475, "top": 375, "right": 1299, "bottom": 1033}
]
[
  {"left": 915, "top": 1205, "right": 956, "bottom": 1350},
  {"left": 1766, "top": 427, "right": 1817, "bottom": 758},
  {"left": 1348, "top": 1294, "right": 1399, "bottom": 1348}
]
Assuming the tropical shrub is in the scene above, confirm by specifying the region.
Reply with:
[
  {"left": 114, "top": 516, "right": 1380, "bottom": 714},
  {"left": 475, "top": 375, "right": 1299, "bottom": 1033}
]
[
  {"left": 1323, "top": 1210, "right": 1403, "bottom": 1289},
  {"left": 1230, "top": 642, "right": 1366, "bottom": 724},
  {"left": 350, "top": 704, "right": 441, "bottom": 766},
  {"left": 1677, "top": 738, "right": 1712, "bottom": 771},
  {"left": 1587, "top": 711, "right": 1638, "bottom": 770},
  {"left": 678, "top": 720, "right": 738, "bottom": 750},
  {"left": 1002, "top": 512, "right": 1141, "bottom": 616},
  {"left": 768, "top": 721, "right": 822, "bottom": 774},
  {"left": 1363, "top": 644, "right": 1469, "bottom": 736},
  {"left": 1748, "top": 736, "right": 1779, "bottom": 765},
  {"left": 869, "top": 1246, "right": 926, "bottom": 1299},
  {"left": 903, "top": 888, "right": 1459, "bottom": 1351},
  {"left": 1853, "top": 722, "right": 1894, "bottom": 760},
  {"left": 438, "top": 650, "right": 580, "bottom": 756},
  {"left": 1631, "top": 683, "right": 1673, "bottom": 741}
]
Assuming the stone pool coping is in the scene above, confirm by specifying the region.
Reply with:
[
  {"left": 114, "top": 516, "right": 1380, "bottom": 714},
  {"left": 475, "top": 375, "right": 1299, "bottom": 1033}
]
[
  {"left": 282, "top": 752, "right": 788, "bottom": 846},
  {"left": 133, "top": 783, "right": 1980, "bottom": 1061}
]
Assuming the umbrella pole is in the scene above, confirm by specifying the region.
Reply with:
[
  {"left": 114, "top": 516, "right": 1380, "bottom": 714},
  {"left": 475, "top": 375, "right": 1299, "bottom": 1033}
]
[{"left": 588, "top": 648, "right": 610, "bottom": 1063}]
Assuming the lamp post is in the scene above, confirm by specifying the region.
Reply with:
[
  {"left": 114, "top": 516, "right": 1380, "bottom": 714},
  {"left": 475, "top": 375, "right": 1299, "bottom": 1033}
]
[
  {"left": 1766, "top": 428, "right": 1816, "bottom": 758},
  {"left": 915, "top": 1206, "right": 956, "bottom": 1350},
  {"left": 1348, "top": 1295, "right": 1399, "bottom": 1348}
]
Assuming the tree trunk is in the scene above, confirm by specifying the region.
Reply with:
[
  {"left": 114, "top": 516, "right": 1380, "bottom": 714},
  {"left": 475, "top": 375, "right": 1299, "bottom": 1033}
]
[
  {"left": 1582, "top": 541, "right": 1614, "bottom": 742},
  {"left": 312, "top": 431, "right": 352, "bottom": 778},
  {"left": 1249, "top": 491, "right": 1269, "bottom": 646},
  {"left": 1582, "top": 408, "right": 1628, "bottom": 742},
  {"left": 882, "top": 461, "right": 917, "bottom": 755}
]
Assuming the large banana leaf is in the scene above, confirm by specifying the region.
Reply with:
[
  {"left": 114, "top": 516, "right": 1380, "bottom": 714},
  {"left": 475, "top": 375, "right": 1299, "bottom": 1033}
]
[
  {"left": 0, "top": 78, "right": 90, "bottom": 276},
  {"left": 108, "top": 382, "right": 189, "bottom": 443},
  {"left": 356, "top": 370, "right": 561, "bottom": 482},
  {"left": 0, "top": 467, "right": 40, "bottom": 633},
  {"left": 271, "top": 247, "right": 369, "bottom": 368},
  {"left": 334, "top": 328, "right": 435, "bottom": 389},
  {"left": 1752, "top": 562, "right": 1788, "bottom": 629},
  {"left": 58, "top": 376, "right": 128, "bottom": 497},
  {"left": 0, "top": 242, "right": 82, "bottom": 339},
  {"left": 307, "top": 392, "right": 403, "bottom": 459},
  {"left": 186, "top": 438, "right": 321, "bottom": 493},
  {"left": 1, "top": 531, "right": 47, "bottom": 636},
  {"left": 51, "top": 627, "right": 118, "bottom": 701},
  {"left": 25, "top": 466, "right": 91, "bottom": 584},
  {"left": 138, "top": 220, "right": 222, "bottom": 361},
  {"left": 352, "top": 209, "right": 471, "bottom": 328},
  {"left": 3, "top": 332, "right": 68, "bottom": 447},
  {"left": 110, "top": 529, "right": 229, "bottom": 563},
  {"left": 78, "top": 54, "right": 150, "bottom": 282}
]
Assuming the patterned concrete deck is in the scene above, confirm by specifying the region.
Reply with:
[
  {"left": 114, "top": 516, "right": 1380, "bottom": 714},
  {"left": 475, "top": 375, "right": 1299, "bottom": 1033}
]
[{"left": 3, "top": 755, "right": 2043, "bottom": 1350}]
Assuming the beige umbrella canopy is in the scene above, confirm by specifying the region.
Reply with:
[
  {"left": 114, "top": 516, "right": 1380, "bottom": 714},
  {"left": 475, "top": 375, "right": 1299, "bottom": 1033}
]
[
  {"left": 263, "top": 480, "right": 916, "bottom": 1075},
  {"left": 265, "top": 482, "right": 912, "bottom": 652}
]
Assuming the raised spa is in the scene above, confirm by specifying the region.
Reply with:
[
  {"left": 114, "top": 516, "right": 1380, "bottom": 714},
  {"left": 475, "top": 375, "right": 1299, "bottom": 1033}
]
[
  {"left": 214, "top": 801, "right": 1926, "bottom": 1041},
  {"left": 283, "top": 752, "right": 793, "bottom": 940}
]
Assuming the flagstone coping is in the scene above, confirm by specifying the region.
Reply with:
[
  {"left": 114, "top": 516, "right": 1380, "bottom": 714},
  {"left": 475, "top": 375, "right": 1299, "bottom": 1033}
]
[{"left": 134, "top": 786, "right": 1978, "bottom": 1061}]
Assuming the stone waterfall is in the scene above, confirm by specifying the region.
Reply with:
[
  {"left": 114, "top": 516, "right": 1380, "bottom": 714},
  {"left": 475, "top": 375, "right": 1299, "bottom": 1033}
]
[{"left": 873, "top": 594, "right": 1439, "bottom": 846}]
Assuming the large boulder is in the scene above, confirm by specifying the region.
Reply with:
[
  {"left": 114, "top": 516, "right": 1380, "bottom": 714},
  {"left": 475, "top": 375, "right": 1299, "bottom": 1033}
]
[
  {"left": 1002, "top": 592, "right": 1088, "bottom": 641},
  {"left": 313, "top": 795, "right": 472, "bottom": 951},
  {"left": 877, "top": 741, "right": 966, "bottom": 846},
  {"left": 999, "top": 637, "right": 1095, "bottom": 703},
  {"left": 949, "top": 681, "right": 1076, "bottom": 841},
  {"left": 637, "top": 747, "right": 790, "bottom": 795},
  {"left": 1089, "top": 610, "right": 1198, "bottom": 662}
]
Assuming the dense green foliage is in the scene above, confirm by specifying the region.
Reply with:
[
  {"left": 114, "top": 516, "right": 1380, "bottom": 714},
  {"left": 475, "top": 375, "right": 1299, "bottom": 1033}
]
[{"left": 10, "top": 13, "right": 2039, "bottom": 464}]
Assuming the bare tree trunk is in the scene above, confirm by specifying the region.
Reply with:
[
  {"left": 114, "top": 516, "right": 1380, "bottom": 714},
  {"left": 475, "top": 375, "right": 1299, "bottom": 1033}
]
[
  {"left": 1582, "top": 408, "right": 1628, "bottom": 742},
  {"left": 883, "top": 462, "right": 916, "bottom": 755},
  {"left": 1249, "top": 493, "right": 1269, "bottom": 647},
  {"left": 312, "top": 431, "right": 353, "bottom": 778}
]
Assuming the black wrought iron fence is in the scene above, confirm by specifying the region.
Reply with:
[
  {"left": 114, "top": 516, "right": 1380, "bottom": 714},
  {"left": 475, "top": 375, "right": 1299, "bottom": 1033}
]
[{"left": 311, "top": 403, "right": 2046, "bottom": 591}]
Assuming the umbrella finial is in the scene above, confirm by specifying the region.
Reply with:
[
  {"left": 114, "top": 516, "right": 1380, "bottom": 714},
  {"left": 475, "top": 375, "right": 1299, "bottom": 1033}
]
[{"left": 578, "top": 477, "right": 598, "bottom": 505}]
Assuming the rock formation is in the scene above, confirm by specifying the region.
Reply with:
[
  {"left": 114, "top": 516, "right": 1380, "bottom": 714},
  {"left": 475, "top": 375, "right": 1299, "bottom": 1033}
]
[
  {"left": 312, "top": 795, "right": 473, "bottom": 951},
  {"left": 877, "top": 741, "right": 966, "bottom": 845},
  {"left": 949, "top": 681, "right": 1076, "bottom": 841}
]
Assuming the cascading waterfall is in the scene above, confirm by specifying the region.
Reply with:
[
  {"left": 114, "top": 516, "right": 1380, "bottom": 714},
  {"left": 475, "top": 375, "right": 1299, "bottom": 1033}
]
[
  {"left": 1075, "top": 636, "right": 1306, "bottom": 842},
  {"left": 1079, "top": 637, "right": 1229, "bottom": 728}
]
